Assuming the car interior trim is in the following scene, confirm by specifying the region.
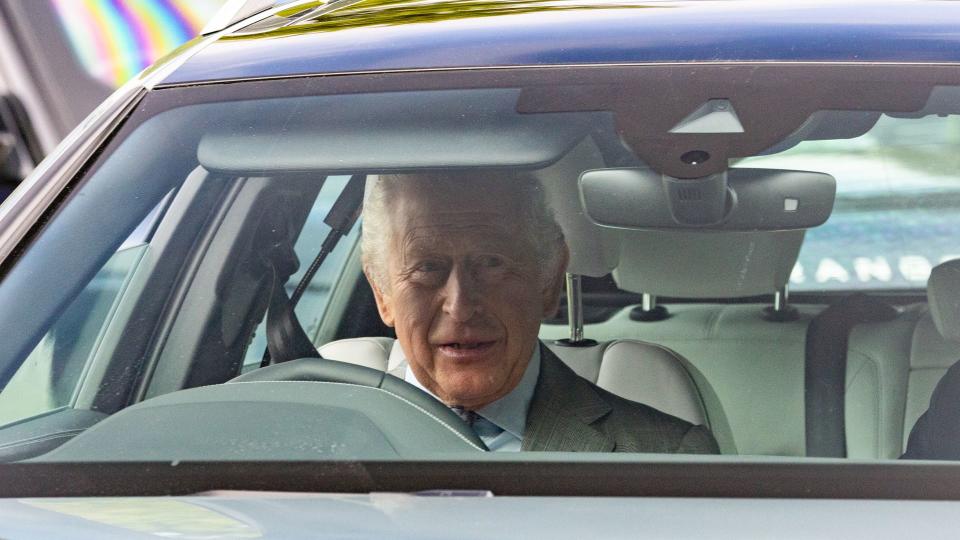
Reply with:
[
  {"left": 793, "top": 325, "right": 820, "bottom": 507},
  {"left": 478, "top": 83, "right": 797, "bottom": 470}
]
[{"left": 3, "top": 460, "right": 960, "bottom": 499}]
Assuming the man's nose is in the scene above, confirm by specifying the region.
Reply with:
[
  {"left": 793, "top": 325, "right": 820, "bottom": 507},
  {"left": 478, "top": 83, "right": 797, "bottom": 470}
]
[{"left": 442, "top": 266, "right": 482, "bottom": 322}]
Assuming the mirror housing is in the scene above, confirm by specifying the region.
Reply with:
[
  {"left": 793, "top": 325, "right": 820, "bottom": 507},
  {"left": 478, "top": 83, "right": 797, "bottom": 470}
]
[{"left": 580, "top": 167, "right": 836, "bottom": 231}]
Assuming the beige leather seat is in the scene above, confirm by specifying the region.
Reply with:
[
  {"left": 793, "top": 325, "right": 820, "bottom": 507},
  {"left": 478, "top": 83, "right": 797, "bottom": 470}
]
[
  {"left": 534, "top": 340, "right": 710, "bottom": 428},
  {"left": 542, "top": 229, "right": 808, "bottom": 456},
  {"left": 319, "top": 336, "right": 712, "bottom": 431},
  {"left": 851, "top": 259, "right": 960, "bottom": 458}
]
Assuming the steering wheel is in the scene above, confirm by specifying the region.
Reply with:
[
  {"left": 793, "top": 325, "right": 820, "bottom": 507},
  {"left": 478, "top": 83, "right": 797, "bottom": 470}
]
[{"left": 230, "top": 358, "right": 488, "bottom": 450}]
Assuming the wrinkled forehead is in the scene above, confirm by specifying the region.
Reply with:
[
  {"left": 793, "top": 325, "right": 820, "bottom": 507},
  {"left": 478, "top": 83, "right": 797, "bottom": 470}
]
[
  {"left": 401, "top": 220, "right": 521, "bottom": 251},
  {"left": 390, "top": 175, "right": 528, "bottom": 225}
]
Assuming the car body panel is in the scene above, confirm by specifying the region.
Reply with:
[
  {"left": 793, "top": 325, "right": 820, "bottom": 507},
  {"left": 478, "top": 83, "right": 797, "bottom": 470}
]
[
  {"left": 1, "top": 491, "right": 958, "bottom": 539},
  {"left": 163, "top": 0, "right": 960, "bottom": 86}
]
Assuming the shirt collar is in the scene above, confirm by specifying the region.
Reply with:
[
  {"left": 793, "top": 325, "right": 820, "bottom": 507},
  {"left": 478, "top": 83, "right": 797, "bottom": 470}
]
[{"left": 403, "top": 345, "right": 541, "bottom": 440}]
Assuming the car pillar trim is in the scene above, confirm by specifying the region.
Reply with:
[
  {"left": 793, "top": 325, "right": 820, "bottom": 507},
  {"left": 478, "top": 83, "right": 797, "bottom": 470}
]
[{"left": 0, "top": 82, "right": 146, "bottom": 270}]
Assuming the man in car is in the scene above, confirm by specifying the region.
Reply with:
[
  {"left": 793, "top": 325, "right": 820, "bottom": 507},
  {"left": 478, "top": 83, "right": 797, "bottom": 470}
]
[{"left": 361, "top": 172, "right": 719, "bottom": 453}]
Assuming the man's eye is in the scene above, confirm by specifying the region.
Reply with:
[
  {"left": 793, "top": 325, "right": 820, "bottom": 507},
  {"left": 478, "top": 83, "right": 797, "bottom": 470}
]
[
  {"left": 478, "top": 255, "right": 504, "bottom": 268},
  {"left": 416, "top": 261, "right": 443, "bottom": 273}
]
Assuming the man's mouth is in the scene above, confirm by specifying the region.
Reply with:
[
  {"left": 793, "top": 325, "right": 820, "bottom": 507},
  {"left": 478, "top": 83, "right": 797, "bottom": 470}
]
[{"left": 437, "top": 341, "right": 497, "bottom": 357}]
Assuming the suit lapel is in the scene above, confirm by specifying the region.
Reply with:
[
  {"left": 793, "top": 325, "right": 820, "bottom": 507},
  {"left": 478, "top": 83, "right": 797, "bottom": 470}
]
[{"left": 522, "top": 344, "right": 615, "bottom": 452}]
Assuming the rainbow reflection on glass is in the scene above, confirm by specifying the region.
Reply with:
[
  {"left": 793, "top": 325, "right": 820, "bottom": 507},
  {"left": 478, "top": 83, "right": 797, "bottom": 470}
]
[{"left": 51, "top": 0, "right": 226, "bottom": 88}]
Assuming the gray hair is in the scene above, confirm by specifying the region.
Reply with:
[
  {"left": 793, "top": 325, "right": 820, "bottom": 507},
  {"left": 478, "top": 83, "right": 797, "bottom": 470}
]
[{"left": 361, "top": 172, "right": 566, "bottom": 290}]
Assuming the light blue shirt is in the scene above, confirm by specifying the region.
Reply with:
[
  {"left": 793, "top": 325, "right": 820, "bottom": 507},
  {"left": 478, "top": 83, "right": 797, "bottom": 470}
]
[{"left": 404, "top": 346, "right": 541, "bottom": 451}]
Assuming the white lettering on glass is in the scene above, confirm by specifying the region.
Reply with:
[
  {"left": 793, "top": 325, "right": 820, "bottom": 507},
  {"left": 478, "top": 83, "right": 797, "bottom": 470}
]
[
  {"left": 899, "top": 255, "right": 932, "bottom": 282},
  {"left": 853, "top": 257, "right": 892, "bottom": 282},
  {"left": 816, "top": 258, "right": 850, "bottom": 283},
  {"left": 790, "top": 263, "right": 805, "bottom": 284}
]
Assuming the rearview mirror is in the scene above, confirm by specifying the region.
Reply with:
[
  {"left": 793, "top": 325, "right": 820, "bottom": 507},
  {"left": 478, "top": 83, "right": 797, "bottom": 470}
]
[{"left": 580, "top": 167, "right": 836, "bottom": 231}]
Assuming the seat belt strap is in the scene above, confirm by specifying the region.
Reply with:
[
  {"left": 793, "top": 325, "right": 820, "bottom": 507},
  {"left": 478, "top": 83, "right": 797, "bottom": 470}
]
[
  {"left": 262, "top": 175, "right": 365, "bottom": 366},
  {"left": 260, "top": 219, "right": 320, "bottom": 366},
  {"left": 804, "top": 294, "right": 897, "bottom": 457},
  {"left": 263, "top": 258, "right": 321, "bottom": 365}
]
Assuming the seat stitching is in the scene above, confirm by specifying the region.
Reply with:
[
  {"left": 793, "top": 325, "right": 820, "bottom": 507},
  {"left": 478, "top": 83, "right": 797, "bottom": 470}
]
[
  {"left": 845, "top": 349, "right": 882, "bottom": 458},
  {"left": 227, "top": 380, "right": 485, "bottom": 451},
  {"left": 706, "top": 307, "right": 724, "bottom": 338}
]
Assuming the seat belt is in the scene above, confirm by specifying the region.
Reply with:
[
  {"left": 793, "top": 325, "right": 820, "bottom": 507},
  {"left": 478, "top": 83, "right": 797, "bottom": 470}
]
[
  {"left": 262, "top": 249, "right": 321, "bottom": 365},
  {"left": 804, "top": 294, "right": 897, "bottom": 457},
  {"left": 261, "top": 175, "right": 365, "bottom": 366}
]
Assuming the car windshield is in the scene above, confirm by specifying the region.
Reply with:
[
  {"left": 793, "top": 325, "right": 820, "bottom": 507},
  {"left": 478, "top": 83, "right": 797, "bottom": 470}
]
[{"left": 1, "top": 63, "right": 960, "bottom": 469}]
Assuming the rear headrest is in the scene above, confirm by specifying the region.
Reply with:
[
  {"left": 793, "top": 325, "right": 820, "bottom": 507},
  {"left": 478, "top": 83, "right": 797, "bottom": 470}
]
[
  {"left": 613, "top": 230, "right": 804, "bottom": 298},
  {"left": 537, "top": 137, "right": 620, "bottom": 277},
  {"left": 928, "top": 259, "right": 960, "bottom": 342}
]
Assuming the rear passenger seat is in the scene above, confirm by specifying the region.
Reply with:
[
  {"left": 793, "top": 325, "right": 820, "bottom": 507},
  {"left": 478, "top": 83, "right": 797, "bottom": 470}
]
[
  {"left": 541, "top": 229, "right": 814, "bottom": 456},
  {"left": 848, "top": 259, "right": 960, "bottom": 458},
  {"left": 541, "top": 266, "right": 960, "bottom": 460}
]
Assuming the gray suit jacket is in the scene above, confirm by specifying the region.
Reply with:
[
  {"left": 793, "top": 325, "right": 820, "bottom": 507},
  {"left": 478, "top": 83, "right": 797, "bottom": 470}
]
[{"left": 522, "top": 344, "right": 720, "bottom": 454}]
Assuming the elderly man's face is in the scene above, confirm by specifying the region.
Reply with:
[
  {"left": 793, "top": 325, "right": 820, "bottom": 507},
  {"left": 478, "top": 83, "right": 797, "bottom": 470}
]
[{"left": 367, "top": 178, "right": 565, "bottom": 410}]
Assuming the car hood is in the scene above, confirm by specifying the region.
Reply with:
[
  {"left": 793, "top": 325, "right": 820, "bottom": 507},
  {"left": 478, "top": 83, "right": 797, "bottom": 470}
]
[{"left": 0, "top": 491, "right": 958, "bottom": 539}]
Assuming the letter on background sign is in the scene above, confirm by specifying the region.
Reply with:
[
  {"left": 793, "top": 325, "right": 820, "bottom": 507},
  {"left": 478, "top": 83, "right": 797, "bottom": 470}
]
[
  {"left": 816, "top": 258, "right": 850, "bottom": 283},
  {"left": 790, "top": 263, "right": 805, "bottom": 284},
  {"left": 899, "top": 256, "right": 932, "bottom": 282},
  {"left": 854, "top": 257, "right": 892, "bottom": 283}
]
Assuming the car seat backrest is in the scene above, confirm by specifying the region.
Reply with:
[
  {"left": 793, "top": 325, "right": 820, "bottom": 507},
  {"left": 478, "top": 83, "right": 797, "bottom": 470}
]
[
  {"left": 319, "top": 336, "right": 712, "bottom": 440},
  {"left": 844, "top": 305, "right": 924, "bottom": 458},
  {"left": 844, "top": 259, "right": 960, "bottom": 458},
  {"left": 573, "top": 228, "right": 808, "bottom": 456},
  {"left": 928, "top": 258, "right": 960, "bottom": 342},
  {"left": 541, "top": 303, "right": 815, "bottom": 456},
  {"left": 593, "top": 340, "right": 709, "bottom": 426},
  {"left": 318, "top": 337, "right": 395, "bottom": 371},
  {"left": 894, "top": 259, "right": 960, "bottom": 454}
]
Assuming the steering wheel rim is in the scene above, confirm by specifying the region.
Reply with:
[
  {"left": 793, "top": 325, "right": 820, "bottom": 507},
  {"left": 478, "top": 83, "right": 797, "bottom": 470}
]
[{"left": 230, "top": 358, "right": 488, "bottom": 450}]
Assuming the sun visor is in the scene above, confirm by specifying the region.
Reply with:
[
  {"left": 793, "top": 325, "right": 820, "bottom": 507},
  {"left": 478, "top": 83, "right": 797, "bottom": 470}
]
[
  {"left": 760, "top": 110, "right": 881, "bottom": 155},
  {"left": 197, "top": 89, "right": 607, "bottom": 175},
  {"left": 614, "top": 230, "right": 804, "bottom": 298},
  {"left": 887, "top": 86, "right": 960, "bottom": 118}
]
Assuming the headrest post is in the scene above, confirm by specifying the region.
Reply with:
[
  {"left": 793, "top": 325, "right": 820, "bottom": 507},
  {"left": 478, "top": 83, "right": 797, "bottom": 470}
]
[
  {"left": 773, "top": 286, "right": 789, "bottom": 312},
  {"left": 629, "top": 292, "right": 670, "bottom": 321},
  {"left": 554, "top": 273, "right": 598, "bottom": 348},
  {"left": 763, "top": 285, "right": 799, "bottom": 322},
  {"left": 566, "top": 273, "right": 585, "bottom": 343}
]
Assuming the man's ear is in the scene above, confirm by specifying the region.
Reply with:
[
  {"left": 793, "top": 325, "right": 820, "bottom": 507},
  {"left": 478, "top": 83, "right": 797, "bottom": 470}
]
[
  {"left": 364, "top": 265, "right": 395, "bottom": 327},
  {"left": 541, "top": 245, "right": 570, "bottom": 318}
]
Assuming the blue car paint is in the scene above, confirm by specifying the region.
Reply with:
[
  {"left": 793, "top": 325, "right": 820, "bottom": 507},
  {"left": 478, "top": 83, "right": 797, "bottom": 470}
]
[{"left": 163, "top": 1, "right": 960, "bottom": 85}]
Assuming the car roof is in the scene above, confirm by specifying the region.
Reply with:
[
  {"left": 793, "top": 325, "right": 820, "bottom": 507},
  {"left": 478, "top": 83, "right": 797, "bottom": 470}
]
[{"left": 160, "top": 0, "right": 960, "bottom": 86}]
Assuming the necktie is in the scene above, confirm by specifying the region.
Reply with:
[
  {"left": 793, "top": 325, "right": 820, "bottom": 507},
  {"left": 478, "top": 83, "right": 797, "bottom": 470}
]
[{"left": 452, "top": 407, "right": 504, "bottom": 439}]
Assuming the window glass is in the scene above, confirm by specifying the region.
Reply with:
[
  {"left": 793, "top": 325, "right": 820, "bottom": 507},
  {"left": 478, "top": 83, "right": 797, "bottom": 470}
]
[
  {"left": 240, "top": 176, "right": 361, "bottom": 370},
  {"left": 3, "top": 71, "right": 960, "bottom": 466},
  {"left": 0, "top": 237, "right": 153, "bottom": 426},
  {"left": 739, "top": 115, "right": 960, "bottom": 291}
]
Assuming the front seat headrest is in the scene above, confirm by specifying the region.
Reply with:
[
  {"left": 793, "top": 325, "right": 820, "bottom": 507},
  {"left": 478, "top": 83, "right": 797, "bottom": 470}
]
[
  {"left": 614, "top": 229, "right": 804, "bottom": 298},
  {"left": 928, "top": 259, "right": 960, "bottom": 342}
]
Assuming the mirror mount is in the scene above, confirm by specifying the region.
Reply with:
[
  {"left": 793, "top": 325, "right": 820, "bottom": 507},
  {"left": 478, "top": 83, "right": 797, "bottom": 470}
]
[{"left": 662, "top": 172, "right": 731, "bottom": 226}]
